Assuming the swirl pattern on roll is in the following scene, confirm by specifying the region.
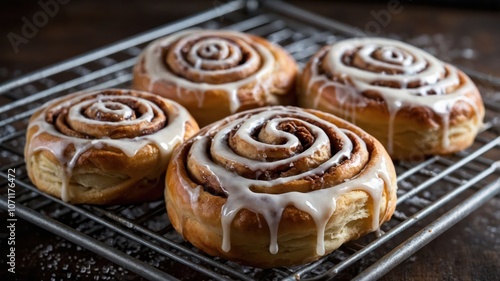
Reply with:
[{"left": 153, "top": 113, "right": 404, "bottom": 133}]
[
  {"left": 25, "top": 89, "right": 197, "bottom": 203},
  {"left": 300, "top": 37, "right": 484, "bottom": 156},
  {"left": 49, "top": 91, "right": 169, "bottom": 139},
  {"left": 167, "top": 106, "right": 397, "bottom": 259},
  {"left": 133, "top": 30, "right": 297, "bottom": 126},
  {"left": 167, "top": 32, "right": 262, "bottom": 85}
]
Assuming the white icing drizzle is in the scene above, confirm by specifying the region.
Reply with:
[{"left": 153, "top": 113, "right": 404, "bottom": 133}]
[
  {"left": 186, "top": 107, "right": 393, "bottom": 255},
  {"left": 141, "top": 30, "right": 276, "bottom": 114},
  {"left": 67, "top": 96, "right": 157, "bottom": 128},
  {"left": 306, "top": 38, "right": 481, "bottom": 154},
  {"left": 27, "top": 89, "right": 192, "bottom": 202}
]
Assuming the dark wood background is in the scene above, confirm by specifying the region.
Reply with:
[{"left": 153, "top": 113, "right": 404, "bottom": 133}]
[{"left": 1, "top": 1, "right": 499, "bottom": 280}]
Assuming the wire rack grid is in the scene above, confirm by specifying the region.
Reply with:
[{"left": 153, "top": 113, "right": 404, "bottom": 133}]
[{"left": 1, "top": 1, "right": 499, "bottom": 280}]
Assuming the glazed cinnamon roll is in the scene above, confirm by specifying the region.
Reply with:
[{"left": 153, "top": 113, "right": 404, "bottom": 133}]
[
  {"left": 166, "top": 106, "right": 397, "bottom": 268},
  {"left": 133, "top": 30, "right": 298, "bottom": 127},
  {"left": 298, "top": 38, "right": 485, "bottom": 160},
  {"left": 25, "top": 89, "right": 199, "bottom": 204}
]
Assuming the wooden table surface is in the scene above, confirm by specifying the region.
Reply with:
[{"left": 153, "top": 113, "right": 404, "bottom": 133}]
[{"left": 1, "top": 1, "right": 499, "bottom": 280}]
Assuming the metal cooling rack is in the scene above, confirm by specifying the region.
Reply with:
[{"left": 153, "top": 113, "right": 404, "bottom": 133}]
[{"left": 1, "top": 1, "right": 499, "bottom": 280}]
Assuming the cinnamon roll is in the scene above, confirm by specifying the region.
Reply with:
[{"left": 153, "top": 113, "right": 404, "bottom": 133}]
[
  {"left": 133, "top": 30, "right": 298, "bottom": 127},
  {"left": 166, "top": 106, "right": 397, "bottom": 268},
  {"left": 298, "top": 37, "right": 485, "bottom": 160},
  {"left": 25, "top": 89, "right": 199, "bottom": 204}
]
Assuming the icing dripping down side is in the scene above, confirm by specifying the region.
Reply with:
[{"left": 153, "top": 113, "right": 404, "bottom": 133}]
[
  {"left": 27, "top": 90, "right": 191, "bottom": 202},
  {"left": 306, "top": 38, "right": 481, "bottom": 154},
  {"left": 185, "top": 107, "right": 393, "bottom": 255},
  {"left": 141, "top": 30, "right": 276, "bottom": 114}
]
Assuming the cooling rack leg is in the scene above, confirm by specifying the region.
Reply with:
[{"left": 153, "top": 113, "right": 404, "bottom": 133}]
[{"left": 352, "top": 178, "right": 500, "bottom": 281}]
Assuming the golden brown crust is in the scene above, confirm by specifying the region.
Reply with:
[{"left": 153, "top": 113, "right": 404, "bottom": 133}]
[
  {"left": 298, "top": 40, "right": 485, "bottom": 160},
  {"left": 25, "top": 89, "right": 199, "bottom": 205},
  {"left": 27, "top": 150, "right": 165, "bottom": 205},
  {"left": 132, "top": 30, "right": 298, "bottom": 127},
  {"left": 165, "top": 106, "right": 397, "bottom": 268}
]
